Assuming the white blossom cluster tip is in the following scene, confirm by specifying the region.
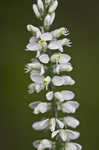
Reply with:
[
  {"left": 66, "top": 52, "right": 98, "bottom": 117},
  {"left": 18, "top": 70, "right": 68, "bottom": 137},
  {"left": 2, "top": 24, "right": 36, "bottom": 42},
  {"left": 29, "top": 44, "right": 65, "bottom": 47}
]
[{"left": 25, "top": 0, "right": 82, "bottom": 150}]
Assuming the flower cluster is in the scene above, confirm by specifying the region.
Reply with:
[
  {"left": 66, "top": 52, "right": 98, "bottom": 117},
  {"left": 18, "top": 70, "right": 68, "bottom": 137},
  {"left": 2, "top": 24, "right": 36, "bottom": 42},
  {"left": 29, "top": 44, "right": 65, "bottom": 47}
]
[{"left": 25, "top": 0, "right": 82, "bottom": 150}]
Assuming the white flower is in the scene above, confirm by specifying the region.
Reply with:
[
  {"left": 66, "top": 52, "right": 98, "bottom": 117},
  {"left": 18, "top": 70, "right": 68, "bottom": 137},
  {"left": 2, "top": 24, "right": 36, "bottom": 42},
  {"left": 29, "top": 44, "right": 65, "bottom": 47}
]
[
  {"left": 29, "top": 101, "right": 51, "bottom": 114},
  {"left": 63, "top": 116, "right": 80, "bottom": 128},
  {"left": 32, "top": 119, "right": 49, "bottom": 130},
  {"left": 46, "top": 90, "right": 75, "bottom": 102},
  {"left": 39, "top": 53, "right": 50, "bottom": 64},
  {"left": 33, "top": 139, "right": 53, "bottom": 150},
  {"left": 54, "top": 90, "right": 75, "bottom": 102},
  {"left": 25, "top": 59, "right": 45, "bottom": 75},
  {"left": 30, "top": 71, "right": 51, "bottom": 91},
  {"left": 44, "top": 13, "right": 55, "bottom": 29},
  {"left": 52, "top": 129, "right": 80, "bottom": 142},
  {"left": 51, "top": 27, "right": 69, "bottom": 38},
  {"left": 32, "top": 4, "right": 41, "bottom": 19},
  {"left": 37, "top": 0, "right": 44, "bottom": 13},
  {"left": 52, "top": 76, "right": 75, "bottom": 86},
  {"left": 54, "top": 63, "right": 73, "bottom": 74},
  {"left": 48, "top": 40, "right": 63, "bottom": 52},
  {"left": 27, "top": 25, "right": 41, "bottom": 38},
  {"left": 52, "top": 76, "right": 64, "bottom": 86},
  {"left": 26, "top": 32, "right": 53, "bottom": 57},
  {"left": 65, "top": 129, "right": 80, "bottom": 141},
  {"left": 51, "top": 53, "right": 71, "bottom": 64},
  {"left": 59, "top": 129, "right": 68, "bottom": 141},
  {"left": 46, "top": 91, "right": 54, "bottom": 101},
  {"left": 26, "top": 36, "right": 47, "bottom": 57},
  {"left": 61, "top": 101, "right": 80, "bottom": 113},
  {"left": 62, "top": 76, "right": 75, "bottom": 85},
  {"left": 28, "top": 82, "right": 45, "bottom": 94},
  {"left": 32, "top": 118, "right": 64, "bottom": 132},
  {"left": 48, "top": 0, "right": 58, "bottom": 13},
  {"left": 48, "top": 38, "right": 71, "bottom": 52},
  {"left": 65, "top": 142, "right": 82, "bottom": 150}
]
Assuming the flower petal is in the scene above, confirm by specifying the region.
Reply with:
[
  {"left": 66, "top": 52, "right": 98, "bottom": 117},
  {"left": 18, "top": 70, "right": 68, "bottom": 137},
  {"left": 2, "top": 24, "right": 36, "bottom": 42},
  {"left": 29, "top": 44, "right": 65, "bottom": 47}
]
[
  {"left": 65, "top": 129, "right": 80, "bottom": 140},
  {"left": 48, "top": 40, "right": 62, "bottom": 50},
  {"left": 65, "top": 142, "right": 77, "bottom": 150},
  {"left": 32, "top": 119, "right": 49, "bottom": 130},
  {"left": 39, "top": 54, "right": 50, "bottom": 64},
  {"left": 61, "top": 90, "right": 75, "bottom": 101},
  {"left": 52, "top": 76, "right": 64, "bottom": 86},
  {"left": 46, "top": 91, "right": 54, "bottom": 101},
  {"left": 41, "top": 139, "right": 52, "bottom": 149},
  {"left": 65, "top": 143, "right": 82, "bottom": 150},
  {"left": 62, "top": 76, "right": 75, "bottom": 85},
  {"left": 40, "top": 32, "right": 53, "bottom": 41},
  {"left": 56, "top": 119, "right": 64, "bottom": 129},
  {"left": 61, "top": 101, "right": 80, "bottom": 113},
  {"left": 64, "top": 116, "right": 80, "bottom": 128},
  {"left": 30, "top": 70, "right": 44, "bottom": 83},
  {"left": 29, "top": 101, "right": 41, "bottom": 109}
]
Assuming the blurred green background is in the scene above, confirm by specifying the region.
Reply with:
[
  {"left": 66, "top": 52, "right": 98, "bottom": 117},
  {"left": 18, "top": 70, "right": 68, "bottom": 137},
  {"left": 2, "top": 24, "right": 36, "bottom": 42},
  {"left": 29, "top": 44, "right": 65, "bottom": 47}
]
[{"left": 0, "top": 0, "right": 99, "bottom": 149}]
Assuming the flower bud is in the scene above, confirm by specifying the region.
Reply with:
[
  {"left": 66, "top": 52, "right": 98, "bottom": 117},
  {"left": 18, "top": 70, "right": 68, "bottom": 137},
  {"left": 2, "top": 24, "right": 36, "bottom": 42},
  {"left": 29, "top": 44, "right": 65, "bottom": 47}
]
[
  {"left": 37, "top": 0, "right": 44, "bottom": 13},
  {"left": 48, "top": 0, "right": 58, "bottom": 13},
  {"left": 44, "top": 13, "right": 55, "bottom": 29},
  {"left": 27, "top": 25, "right": 41, "bottom": 38},
  {"left": 32, "top": 4, "right": 41, "bottom": 19}
]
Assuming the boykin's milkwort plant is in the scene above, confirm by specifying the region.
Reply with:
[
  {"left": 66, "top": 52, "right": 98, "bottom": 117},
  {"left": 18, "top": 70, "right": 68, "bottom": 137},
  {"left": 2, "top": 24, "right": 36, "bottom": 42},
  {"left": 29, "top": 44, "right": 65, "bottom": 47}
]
[{"left": 25, "top": 0, "right": 82, "bottom": 149}]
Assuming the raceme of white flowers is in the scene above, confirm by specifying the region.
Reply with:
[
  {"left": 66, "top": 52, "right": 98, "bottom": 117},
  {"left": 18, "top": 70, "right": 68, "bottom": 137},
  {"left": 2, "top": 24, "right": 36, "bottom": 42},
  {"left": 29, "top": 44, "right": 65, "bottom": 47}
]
[{"left": 25, "top": 0, "right": 82, "bottom": 150}]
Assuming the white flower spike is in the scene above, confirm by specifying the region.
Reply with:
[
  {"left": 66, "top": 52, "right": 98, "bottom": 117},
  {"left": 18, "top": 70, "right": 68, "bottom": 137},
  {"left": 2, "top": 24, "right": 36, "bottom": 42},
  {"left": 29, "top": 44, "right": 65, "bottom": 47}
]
[{"left": 25, "top": 0, "right": 82, "bottom": 149}]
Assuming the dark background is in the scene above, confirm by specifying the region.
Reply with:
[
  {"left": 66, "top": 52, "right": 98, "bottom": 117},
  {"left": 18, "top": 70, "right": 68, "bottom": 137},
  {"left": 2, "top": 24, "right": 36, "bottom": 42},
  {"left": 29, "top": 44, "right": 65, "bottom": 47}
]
[{"left": 0, "top": 0, "right": 99, "bottom": 149}]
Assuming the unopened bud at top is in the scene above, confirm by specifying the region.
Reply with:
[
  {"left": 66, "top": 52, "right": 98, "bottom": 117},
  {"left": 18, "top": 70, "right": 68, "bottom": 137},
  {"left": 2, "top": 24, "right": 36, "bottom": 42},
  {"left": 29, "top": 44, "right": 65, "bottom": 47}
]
[
  {"left": 37, "top": 0, "right": 44, "bottom": 14},
  {"left": 32, "top": 4, "right": 41, "bottom": 19},
  {"left": 48, "top": 0, "right": 58, "bottom": 13}
]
